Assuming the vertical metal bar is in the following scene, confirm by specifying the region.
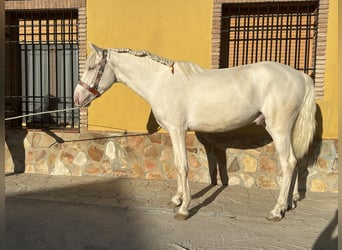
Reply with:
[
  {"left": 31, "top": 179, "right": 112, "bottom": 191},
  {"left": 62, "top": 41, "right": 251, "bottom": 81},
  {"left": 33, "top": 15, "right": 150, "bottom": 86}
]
[
  {"left": 68, "top": 10, "right": 74, "bottom": 127},
  {"left": 241, "top": 9, "right": 246, "bottom": 66},
  {"left": 46, "top": 12, "right": 51, "bottom": 127},
  {"left": 245, "top": 6, "right": 250, "bottom": 64},
  {"left": 39, "top": 11, "right": 44, "bottom": 127},
  {"left": 62, "top": 10, "right": 67, "bottom": 126},
  {"left": 269, "top": 5, "right": 274, "bottom": 61},
  {"left": 70, "top": 10, "right": 74, "bottom": 127},
  {"left": 295, "top": 5, "right": 302, "bottom": 68},
  {"left": 312, "top": 2, "right": 319, "bottom": 79},
  {"left": 264, "top": 3, "right": 269, "bottom": 61},
  {"left": 304, "top": 4, "right": 310, "bottom": 74},
  {"left": 4, "top": 13, "right": 7, "bottom": 123},
  {"left": 259, "top": 6, "right": 265, "bottom": 61},
  {"left": 284, "top": 5, "right": 289, "bottom": 65},
  {"left": 288, "top": 9, "right": 293, "bottom": 66},
  {"left": 274, "top": 3, "right": 280, "bottom": 62},
  {"left": 265, "top": 3, "right": 272, "bottom": 61},
  {"left": 5, "top": 12, "right": 8, "bottom": 125},
  {"left": 71, "top": 10, "right": 78, "bottom": 127},
  {"left": 17, "top": 12, "right": 22, "bottom": 126},
  {"left": 297, "top": 6, "right": 307, "bottom": 71},
  {"left": 235, "top": 5, "right": 241, "bottom": 67},
  {"left": 254, "top": 6, "right": 259, "bottom": 63},
  {"left": 267, "top": 5, "right": 274, "bottom": 61},
  {"left": 54, "top": 11, "right": 59, "bottom": 126},
  {"left": 226, "top": 7, "right": 231, "bottom": 68},
  {"left": 251, "top": 10, "right": 255, "bottom": 63},
  {"left": 75, "top": 10, "right": 79, "bottom": 127},
  {"left": 24, "top": 12, "right": 29, "bottom": 123},
  {"left": 31, "top": 12, "right": 36, "bottom": 120},
  {"left": 232, "top": 10, "right": 236, "bottom": 67},
  {"left": 15, "top": 12, "right": 19, "bottom": 126},
  {"left": 277, "top": 3, "right": 284, "bottom": 62}
]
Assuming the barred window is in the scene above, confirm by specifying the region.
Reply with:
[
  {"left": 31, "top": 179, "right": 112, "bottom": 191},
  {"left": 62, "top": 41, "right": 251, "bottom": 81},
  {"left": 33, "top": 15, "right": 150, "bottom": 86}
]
[
  {"left": 218, "top": 1, "right": 319, "bottom": 79},
  {"left": 5, "top": 10, "right": 80, "bottom": 129}
]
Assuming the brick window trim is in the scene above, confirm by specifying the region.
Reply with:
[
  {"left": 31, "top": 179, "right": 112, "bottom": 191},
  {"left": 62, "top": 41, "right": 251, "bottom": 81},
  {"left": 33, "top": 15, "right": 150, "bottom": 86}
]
[
  {"left": 5, "top": 0, "right": 88, "bottom": 131},
  {"left": 212, "top": 0, "right": 329, "bottom": 99}
]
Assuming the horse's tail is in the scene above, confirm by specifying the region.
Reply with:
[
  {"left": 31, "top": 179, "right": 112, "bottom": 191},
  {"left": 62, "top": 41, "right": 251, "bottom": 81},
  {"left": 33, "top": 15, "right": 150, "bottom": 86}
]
[{"left": 292, "top": 74, "right": 316, "bottom": 159}]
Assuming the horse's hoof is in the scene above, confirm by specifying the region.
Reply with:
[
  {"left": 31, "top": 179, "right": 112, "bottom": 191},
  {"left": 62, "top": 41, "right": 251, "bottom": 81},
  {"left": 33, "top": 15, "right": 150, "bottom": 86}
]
[
  {"left": 167, "top": 201, "right": 180, "bottom": 208},
  {"left": 174, "top": 213, "right": 189, "bottom": 221},
  {"left": 266, "top": 213, "right": 282, "bottom": 222},
  {"left": 287, "top": 197, "right": 299, "bottom": 211},
  {"left": 289, "top": 200, "right": 297, "bottom": 210}
]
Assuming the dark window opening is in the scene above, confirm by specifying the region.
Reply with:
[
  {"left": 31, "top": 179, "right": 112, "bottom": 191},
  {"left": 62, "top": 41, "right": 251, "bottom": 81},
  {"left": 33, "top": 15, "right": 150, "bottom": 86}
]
[
  {"left": 219, "top": 1, "right": 319, "bottom": 80},
  {"left": 5, "top": 10, "right": 80, "bottom": 129}
]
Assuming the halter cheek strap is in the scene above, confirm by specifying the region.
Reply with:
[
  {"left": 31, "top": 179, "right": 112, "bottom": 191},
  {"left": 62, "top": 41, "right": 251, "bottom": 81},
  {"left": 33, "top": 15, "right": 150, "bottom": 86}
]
[{"left": 79, "top": 49, "right": 108, "bottom": 98}]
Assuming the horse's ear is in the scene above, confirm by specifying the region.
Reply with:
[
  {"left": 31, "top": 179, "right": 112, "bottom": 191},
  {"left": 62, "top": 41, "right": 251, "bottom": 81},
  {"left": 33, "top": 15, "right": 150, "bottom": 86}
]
[{"left": 88, "top": 42, "right": 103, "bottom": 56}]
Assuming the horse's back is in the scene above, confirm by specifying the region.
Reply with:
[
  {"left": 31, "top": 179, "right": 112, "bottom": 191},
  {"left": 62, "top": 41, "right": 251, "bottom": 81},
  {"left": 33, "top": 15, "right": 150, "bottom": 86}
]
[
  {"left": 183, "top": 61, "right": 307, "bottom": 105},
  {"left": 215, "top": 61, "right": 307, "bottom": 105}
]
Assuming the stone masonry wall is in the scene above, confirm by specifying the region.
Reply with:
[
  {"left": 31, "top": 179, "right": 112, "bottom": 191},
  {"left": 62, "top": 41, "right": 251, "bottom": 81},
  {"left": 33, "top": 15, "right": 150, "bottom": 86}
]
[{"left": 5, "top": 129, "right": 338, "bottom": 193}]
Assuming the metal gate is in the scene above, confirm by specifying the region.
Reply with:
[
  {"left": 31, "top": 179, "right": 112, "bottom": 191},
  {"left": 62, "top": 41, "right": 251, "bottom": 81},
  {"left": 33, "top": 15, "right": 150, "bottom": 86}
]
[{"left": 5, "top": 10, "right": 79, "bottom": 129}]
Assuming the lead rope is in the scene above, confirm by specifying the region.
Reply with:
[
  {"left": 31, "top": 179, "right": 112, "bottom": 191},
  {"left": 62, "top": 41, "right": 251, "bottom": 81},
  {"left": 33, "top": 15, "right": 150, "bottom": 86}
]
[{"left": 4, "top": 107, "right": 80, "bottom": 121}]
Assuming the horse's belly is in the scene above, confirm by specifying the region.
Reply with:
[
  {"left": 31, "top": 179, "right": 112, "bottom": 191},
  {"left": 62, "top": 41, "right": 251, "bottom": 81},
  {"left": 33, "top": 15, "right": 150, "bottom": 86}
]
[{"left": 187, "top": 110, "right": 258, "bottom": 132}]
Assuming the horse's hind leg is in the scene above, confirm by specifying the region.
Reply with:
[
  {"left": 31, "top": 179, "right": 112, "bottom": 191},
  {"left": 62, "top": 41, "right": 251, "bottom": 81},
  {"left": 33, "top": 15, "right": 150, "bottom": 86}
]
[
  {"left": 266, "top": 129, "right": 297, "bottom": 221},
  {"left": 290, "top": 169, "right": 300, "bottom": 210}
]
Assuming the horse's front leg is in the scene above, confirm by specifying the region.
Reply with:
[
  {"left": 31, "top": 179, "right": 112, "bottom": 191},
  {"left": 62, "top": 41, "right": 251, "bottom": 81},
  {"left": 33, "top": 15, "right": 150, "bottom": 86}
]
[
  {"left": 167, "top": 172, "right": 182, "bottom": 207},
  {"left": 168, "top": 129, "right": 191, "bottom": 220}
]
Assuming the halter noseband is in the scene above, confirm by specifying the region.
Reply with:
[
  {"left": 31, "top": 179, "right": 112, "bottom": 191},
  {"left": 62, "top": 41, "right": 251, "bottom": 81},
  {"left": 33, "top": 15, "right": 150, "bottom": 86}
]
[{"left": 79, "top": 49, "right": 108, "bottom": 98}]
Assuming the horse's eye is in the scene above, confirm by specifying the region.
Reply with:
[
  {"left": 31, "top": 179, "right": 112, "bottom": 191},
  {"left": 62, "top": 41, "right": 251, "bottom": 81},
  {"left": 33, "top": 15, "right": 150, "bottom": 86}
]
[{"left": 88, "top": 65, "right": 97, "bottom": 71}]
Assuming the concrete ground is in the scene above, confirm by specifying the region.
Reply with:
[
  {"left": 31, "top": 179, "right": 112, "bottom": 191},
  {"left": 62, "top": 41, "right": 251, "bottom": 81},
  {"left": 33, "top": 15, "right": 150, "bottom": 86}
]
[{"left": 5, "top": 174, "right": 338, "bottom": 250}]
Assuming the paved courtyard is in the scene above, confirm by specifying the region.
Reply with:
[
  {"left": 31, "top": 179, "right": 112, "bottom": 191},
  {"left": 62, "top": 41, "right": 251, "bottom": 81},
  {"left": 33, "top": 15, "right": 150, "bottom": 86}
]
[{"left": 5, "top": 174, "right": 338, "bottom": 249}]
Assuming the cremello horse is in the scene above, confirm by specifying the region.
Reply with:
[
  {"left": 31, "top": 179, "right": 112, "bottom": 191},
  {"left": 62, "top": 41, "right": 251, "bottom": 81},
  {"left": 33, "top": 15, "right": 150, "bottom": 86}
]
[{"left": 74, "top": 43, "right": 316, "bottom": 221}]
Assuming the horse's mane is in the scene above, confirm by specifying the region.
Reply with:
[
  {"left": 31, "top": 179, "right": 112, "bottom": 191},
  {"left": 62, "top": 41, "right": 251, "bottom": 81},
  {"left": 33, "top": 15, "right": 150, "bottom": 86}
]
[
  {"left": 109, "top": 48, "right": 206, "bottom": 78},
  {"left": 110, "top": 48, "right": 174, "bottom": 67}
]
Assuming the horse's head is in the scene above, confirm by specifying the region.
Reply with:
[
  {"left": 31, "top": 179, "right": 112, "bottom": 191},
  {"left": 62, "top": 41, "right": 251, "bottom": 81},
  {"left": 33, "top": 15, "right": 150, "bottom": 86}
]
[{"left": 74, "top": 43, "right": 115, "bottom": 107}]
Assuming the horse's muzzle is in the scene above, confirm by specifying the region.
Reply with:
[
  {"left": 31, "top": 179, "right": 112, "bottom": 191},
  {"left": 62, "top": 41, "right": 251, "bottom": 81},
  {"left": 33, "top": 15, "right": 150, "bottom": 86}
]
[
  {"left": 78, "top": 81, "right": 102, "bottom": 98},
  {"left": 74, "top": 84, "right": 96, "bottom": 107}
]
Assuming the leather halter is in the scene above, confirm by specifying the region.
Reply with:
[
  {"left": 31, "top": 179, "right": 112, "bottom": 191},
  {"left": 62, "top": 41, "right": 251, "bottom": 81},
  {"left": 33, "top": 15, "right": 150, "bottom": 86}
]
[{"left": 78, "top": 49, "right": 108, "bottom": 98}]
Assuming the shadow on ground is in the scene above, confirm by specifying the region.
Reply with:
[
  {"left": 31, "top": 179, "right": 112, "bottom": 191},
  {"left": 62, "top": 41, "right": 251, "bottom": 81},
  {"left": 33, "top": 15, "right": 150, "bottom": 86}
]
[
  {"left": 5, "top": 178, "right": 155, "bottom": 249},
  {"left": 5, "top": 176, "right": 229, "bottom": 250},
  {"left": 312, "top": 210, "right": 338, "bottom": 250},
  {"left": 5, "top": 174, "right": 338, "bottom": 250}
]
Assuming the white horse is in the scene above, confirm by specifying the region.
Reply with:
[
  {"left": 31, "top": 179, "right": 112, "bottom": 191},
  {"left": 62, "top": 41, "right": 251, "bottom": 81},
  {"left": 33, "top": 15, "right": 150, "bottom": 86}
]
[{"left": 74, "top": 43, "right": 316, "bottom": 221}]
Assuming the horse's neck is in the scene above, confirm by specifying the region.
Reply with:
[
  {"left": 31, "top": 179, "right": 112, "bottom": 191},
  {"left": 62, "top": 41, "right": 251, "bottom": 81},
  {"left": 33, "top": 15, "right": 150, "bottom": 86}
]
[{"left": 109, "top": 52, "right": 166, "bottom": 101}]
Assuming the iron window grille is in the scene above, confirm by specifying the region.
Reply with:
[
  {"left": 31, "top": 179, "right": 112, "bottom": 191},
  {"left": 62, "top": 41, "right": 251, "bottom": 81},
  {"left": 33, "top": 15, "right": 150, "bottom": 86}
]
[
  {"left": 219, "top": 1, "right": 319, "bottom": 79},
  {"left": 5, "top": 10, "right": 80, "bottom": 129}
]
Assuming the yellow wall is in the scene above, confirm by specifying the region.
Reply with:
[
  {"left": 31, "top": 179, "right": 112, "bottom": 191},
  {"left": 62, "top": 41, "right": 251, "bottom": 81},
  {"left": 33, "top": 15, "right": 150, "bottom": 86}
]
[
  {"left": 87, "top": 0, "right": 212, "bottom": 132},
  {"left": 316, "top": 0, "right": 338, "bottom": 139},
  {"left": 87, "top": 0, "right": 338, "bottom": 139}
]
